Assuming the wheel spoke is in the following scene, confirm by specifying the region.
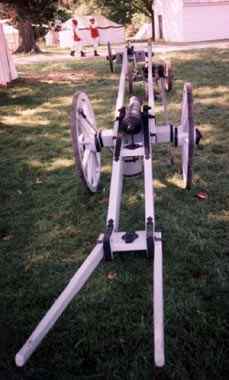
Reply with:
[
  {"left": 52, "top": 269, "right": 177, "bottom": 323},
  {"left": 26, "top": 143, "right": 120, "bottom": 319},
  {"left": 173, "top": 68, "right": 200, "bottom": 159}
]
[
  {"left": 82, "top": 149, "right": 90, "bottom": 170},
  {"left": 91, "top": 154, "right": 96, "bottom": 186},
  {"left": 78, "top": 117, "right": 94, "bottom": 139},
  {"left": 78, "top": 133, "right": 85, "bottom": 150},
  {"left": 182, "top": 139, "right": 188, "bottom": 182},
  {"left": 81, "top": 103, "right": 97, "bottom": 132},
  {"left": 78, "top": 108, "right": 96, "bottom": 132},
  {"left": 86, "top": 153, "right": 94, "bottom": 185},
  {"left": 181, "top": 93, "right": 188, "bottom": 130}
]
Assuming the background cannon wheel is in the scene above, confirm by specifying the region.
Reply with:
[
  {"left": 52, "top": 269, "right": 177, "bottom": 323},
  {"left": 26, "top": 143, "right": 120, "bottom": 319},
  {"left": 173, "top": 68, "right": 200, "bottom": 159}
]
[
  {"left": 164, "top": 62, "right": 173, "bottom": 92},
  {"left": 70, "top": 92, "right": 101, "bottom": 193},
  {"left": 127, "top": 64, "right": 134, "bottom": 94},
  {"left": 181, "top": 83, "right": 194, "bottom": 190},
  {"left": 143, "top": 80, "right": 148, "bottom": 101},
  {"left": 107, "top": 41, "right": 114, "bottom": 73}
]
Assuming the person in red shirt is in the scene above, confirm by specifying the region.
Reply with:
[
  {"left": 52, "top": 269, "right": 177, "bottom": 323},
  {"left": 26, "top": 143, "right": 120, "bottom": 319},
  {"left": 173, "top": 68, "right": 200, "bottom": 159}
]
[
  {"left": 89, "top": 17, "right": 100, "bottom": 56},
  {"left": 70, "top": 18, "right": 86, "bottom": 57}
]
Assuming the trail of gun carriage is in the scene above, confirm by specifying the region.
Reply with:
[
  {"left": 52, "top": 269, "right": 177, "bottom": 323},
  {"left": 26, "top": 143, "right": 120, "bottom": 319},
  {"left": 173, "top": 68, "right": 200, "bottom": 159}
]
[{"left": 0, "top": 1, "right": 228, "bottom": 379}]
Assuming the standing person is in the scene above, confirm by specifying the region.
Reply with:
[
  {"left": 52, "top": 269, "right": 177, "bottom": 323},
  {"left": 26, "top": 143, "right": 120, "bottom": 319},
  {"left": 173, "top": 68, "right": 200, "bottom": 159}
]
[
  {"left": 0, "top": 20, "right": 17, "bottom": 86},
  {"left": 70, "top": 18, "right": 85, "bottom": 57},
  {"left": 89, "top": 17, "right": 100, "bottom": 56},
  {"left": 53, "top": 24, "right": 60, "bottom": 47},
  {"left": 47, "top": 22, "right": 58, "bottom": 47}
]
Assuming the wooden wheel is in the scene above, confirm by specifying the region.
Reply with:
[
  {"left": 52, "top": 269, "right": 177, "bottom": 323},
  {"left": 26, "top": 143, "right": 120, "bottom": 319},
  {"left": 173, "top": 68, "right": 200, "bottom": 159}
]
[
  {"left": 70, "top": 92, "right": 101, "bottom": 193},
  {"left": 107, "top": 41, "right": 114, "bottom": 73},
  {"left": 164, "top": 62, "right": 173, "bottom": 92},
  {"left": 181, "top": 83, "right": 194, "bottom": 190}
]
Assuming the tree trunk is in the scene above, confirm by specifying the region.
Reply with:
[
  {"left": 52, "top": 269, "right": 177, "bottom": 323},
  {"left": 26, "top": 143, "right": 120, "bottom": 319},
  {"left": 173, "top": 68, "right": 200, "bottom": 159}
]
[{"left": 15, "top": 20, "right": 41, "bottom": 54}]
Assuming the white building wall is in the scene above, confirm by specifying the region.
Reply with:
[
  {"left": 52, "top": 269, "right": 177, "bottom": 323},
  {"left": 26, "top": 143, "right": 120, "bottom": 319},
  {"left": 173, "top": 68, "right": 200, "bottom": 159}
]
[
  {"left": 183, "top": 3, "right": 229, "bottom": 41},
  {"left": 154, "top": 0, "right": 184, "bottom": 42}
]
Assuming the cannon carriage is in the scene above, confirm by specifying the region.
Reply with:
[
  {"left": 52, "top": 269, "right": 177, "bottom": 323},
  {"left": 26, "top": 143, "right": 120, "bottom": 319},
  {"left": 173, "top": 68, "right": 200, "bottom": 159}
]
[
  {"left": 15, "top": 43, "right": 202, "bottom": 370},
  {"left": 107, "top": 41, "right": 173, "bottom": 95}
]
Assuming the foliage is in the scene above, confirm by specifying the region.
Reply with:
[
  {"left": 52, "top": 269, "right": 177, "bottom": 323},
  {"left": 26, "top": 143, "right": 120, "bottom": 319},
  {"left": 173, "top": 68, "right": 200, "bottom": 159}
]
[
  {"left": 131, "top": 12, "right": 149, "bottom": 29},
  {"left": 0, "top": 0, "right": 154, "bottom": 25},
  {"left": 95, "top": 0, "right": 133, "bottom": 24},
  {"left": 0, "top": 48, "right": 229, "bottom": 379},
  {"left": 95, "top": 0, "right": 154, "bottom": 24},
  {"left": 0, "top": 1, "right": 60, "bottom": 52},
  {"left": 72, "top": 0, "right": 103, "bottom": 16},
  {"left": 132, "top": 0, "right": 154, "bottom": 18},
  {"left": 55, "top": 7, "right": 71, "bottom": 22},
  {"left": 1, "top": 0, "right": 59, "bottom": 24}
]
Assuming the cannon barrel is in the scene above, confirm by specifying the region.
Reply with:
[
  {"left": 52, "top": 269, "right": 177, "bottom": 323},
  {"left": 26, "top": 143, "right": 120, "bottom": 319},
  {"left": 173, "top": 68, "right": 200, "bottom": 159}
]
[{"left": 121, "top": 96, "right": 142, "bottom": 135}]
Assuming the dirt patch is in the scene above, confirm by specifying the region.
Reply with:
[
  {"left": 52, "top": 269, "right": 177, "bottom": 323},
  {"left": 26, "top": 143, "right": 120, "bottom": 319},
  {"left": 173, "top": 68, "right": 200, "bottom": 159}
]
[{"left": 20, "top": 70, "right": 97, "bottom": 84}]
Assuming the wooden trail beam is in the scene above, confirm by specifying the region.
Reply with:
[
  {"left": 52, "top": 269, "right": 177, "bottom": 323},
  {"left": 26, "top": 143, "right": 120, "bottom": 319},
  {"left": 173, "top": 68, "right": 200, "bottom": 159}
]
[{"left": 15, "top": 241, "right": 104, "bottom": 367}]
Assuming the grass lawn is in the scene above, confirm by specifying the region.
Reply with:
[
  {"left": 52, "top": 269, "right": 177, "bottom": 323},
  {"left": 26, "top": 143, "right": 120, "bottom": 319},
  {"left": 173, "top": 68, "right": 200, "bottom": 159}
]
[{"left": 0, "top": 49, "right": 228, "bottom": 380}]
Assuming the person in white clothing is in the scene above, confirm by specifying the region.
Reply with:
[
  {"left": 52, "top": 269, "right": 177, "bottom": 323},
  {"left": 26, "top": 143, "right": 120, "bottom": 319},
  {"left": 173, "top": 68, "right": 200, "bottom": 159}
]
[
  {"left": 0, "top": 20, "right": 18, "bottom": 86},
  {"left": 89, "top": 17, "right": 100, "bottom": 56},
  {"left": 70, "top": 18, "right": 86, "bottom": 57}
]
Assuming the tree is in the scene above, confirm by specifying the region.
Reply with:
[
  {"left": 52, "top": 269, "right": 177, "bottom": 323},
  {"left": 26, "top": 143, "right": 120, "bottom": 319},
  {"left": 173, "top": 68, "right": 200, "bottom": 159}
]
[
  {"left": 1, "top": 0, "right": 59, "bottom": 53},
  {"left": 132, "top": 1, "right": 155, "bottom": 39},
  {"left": 95, "top": 0, "right": 133, "bottom": 24},
  {"left": 68, "top": 0, "right": 104, "bottom": 17},
  {"left": 96, "top": 0, "right": 155, "bottom": 39}
]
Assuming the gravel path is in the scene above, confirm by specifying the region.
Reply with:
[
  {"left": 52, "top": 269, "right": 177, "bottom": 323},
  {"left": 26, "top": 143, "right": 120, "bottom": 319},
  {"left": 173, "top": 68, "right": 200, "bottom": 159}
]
[{"left": 14, "top": 40, "right": 229, "bottom": 66}]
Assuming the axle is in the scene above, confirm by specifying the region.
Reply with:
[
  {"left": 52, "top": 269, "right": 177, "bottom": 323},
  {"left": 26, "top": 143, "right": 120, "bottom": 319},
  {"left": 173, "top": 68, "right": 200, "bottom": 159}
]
[{"left": 97, "top": 124, "right": 202, "bottom": 151}]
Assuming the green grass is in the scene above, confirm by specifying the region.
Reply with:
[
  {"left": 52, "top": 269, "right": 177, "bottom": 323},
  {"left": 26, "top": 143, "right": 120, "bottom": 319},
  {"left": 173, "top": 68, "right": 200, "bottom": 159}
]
[{"left": 0, "top": 50, "right": 228, "bottom": 380}]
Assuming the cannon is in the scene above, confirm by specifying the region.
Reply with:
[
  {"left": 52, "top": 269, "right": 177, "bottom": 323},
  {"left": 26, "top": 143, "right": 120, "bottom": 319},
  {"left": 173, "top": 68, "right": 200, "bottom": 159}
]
[
  {"left": 15, "top": 44, "right": 201, "bottom": 369},
  {"left": 107, "top": 41, "right": 173, "bottom": 95}
]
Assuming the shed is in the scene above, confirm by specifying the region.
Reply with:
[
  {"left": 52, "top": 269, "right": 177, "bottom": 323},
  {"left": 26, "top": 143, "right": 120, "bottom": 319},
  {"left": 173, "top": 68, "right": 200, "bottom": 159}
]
[{"left": 154, "top": 0, "right": 229, "bottom": 42}]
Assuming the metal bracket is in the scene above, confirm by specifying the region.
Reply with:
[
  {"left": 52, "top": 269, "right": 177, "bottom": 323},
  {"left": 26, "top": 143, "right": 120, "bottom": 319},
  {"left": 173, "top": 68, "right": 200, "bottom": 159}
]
[
  {"left": 142, "top": 105, "right": 151, "bottom": 159},
  {"left": 146, "top": 217, "right": 154, "bottom": 258},
  {"left": 122, "top": 231, "right": 138, "bottom": 244},
  {"left": 114, "top": 108, "right": 125, "bottom": 161},
  {"left": 103, "top": 219, "right": 114, "bottom": 261},
  {"left": 174, "top": 127, "right": 178, "bottom": 147}
]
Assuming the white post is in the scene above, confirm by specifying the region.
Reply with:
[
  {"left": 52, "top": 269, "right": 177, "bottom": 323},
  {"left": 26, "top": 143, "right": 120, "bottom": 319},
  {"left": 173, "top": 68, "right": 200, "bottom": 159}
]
[
  {"left": 106, "top": 47, "right": 127, "bottom": 229},
  {"left": 113, "top": 48, "right": 128, "bottom": 136},
  {"left": 106, "top": 156, "right": 124, "bottom": 231},
  {"left": 144, "top": 157, "right": 155, "bottom": 224},
  {"left": 147, "top": 43, "right": 156, "bottom": 135},
  {"left": 147, "top": 44, "right": 165, "bottom": 366},
  {"left": 115, "top": 48, "right": 128, "bottom": 116},
  {"left": 15, "top": 241, "right": 104, "bottom": 367},
  {"left": 153, "top": 235, "right": 165, "bottom": 367}
]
